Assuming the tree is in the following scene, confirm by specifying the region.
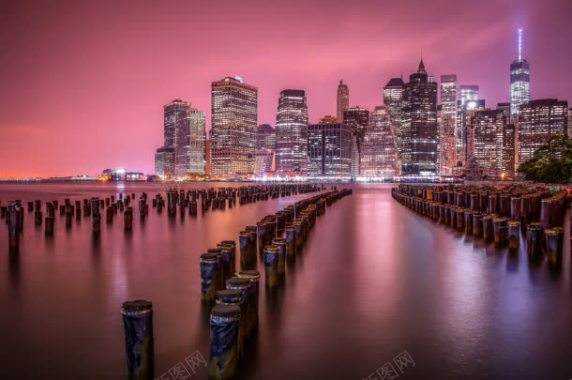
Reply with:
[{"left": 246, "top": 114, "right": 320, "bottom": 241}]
[{"left": 518, "top": 136, "right": 572, "bottom": 183}]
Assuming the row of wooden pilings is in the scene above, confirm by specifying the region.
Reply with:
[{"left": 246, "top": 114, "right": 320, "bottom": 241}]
[
  {"left": 2, "top": 184, "right": 322, "bottom": 252},
  {"left": 120, "top": 188, "right": 352, "bottom": 380},
  {"left": 391, "top": 184, "right": 569, "bottom": 267}
]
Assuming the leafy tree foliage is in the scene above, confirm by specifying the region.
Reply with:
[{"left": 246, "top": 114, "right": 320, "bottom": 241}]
[{"left": 518, "top": 136, "right": 572, "bottom": 183}]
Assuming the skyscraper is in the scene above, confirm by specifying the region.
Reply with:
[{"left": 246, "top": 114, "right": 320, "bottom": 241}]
[
  {"left": 186, "top": 109, "right": 207, "bottom": 176},
  {"left": 517, "top": 99, "right": 568, "bottom": 168},
  {"left": 510, "top": 28, "right": 530, "bottom": 122},
  {"left": 383, "top": 77, "right": 405, "bottom": 152},
  {"left": 307, "top": 118, "right": 352, "bottom": 177},
  {"left": 463, "top": 99, "right": 487, "bottom": 173},
  {"left": 154, "top": 146, "right": 175, "bottom": 178},
  {"left": 275, "top": 89, "right": 308, "bottom": 176},
  {"left": 254, "top": 124, "right": 276, "bottom": 177},
  {"left": 456, "top": 85, "right": 480, "bottom": 165},
  {"left": 502, "top": 122, "right": 516, "bottom": 176},
  {"left": 155, "top": 99, "right": 205, "bottom": 178},
  {"left": 401, "top": 59, "right": 438, "bottom": 176},
  {"left": 161, "top": 99, "right": 190, "bottom": 177},
  {"left": 361, "top": 106, "right": 400, "bottom": 177},
  {"left": 439, "top": 75, "right": 457, "bottom": 175},
  {"left": 174, "top": 107, "right": 207, "bottom": 177},
  {"left": 459, "top": 85, "right": 479, "bottom": 104},
  {"left": 343, "top": 107, "right": 369, "bottom": 176},
  {"left": 466, "top": 109, "right": 506, "bottom": 178},
  {"left": 211, "top": 76, "right": 258, "bottom": 178},
  {"left": 164, "top": 99, "right": 190, "bottom": 148},
  {"left": 337, "top": 80, "right": 349, "bottom": 123}
]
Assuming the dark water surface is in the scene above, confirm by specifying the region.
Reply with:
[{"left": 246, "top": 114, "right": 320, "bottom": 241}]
[{"left": 1, "top": 183, "right": 571, "bottom": 380}]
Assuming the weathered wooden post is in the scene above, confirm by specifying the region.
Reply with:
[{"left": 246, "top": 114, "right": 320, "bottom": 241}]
[
  {"left": 121, "top": 300, "right": 154, "bottom": 380},
  {"left": 208, "top": 305, "right": 240, "bottom": 380}
]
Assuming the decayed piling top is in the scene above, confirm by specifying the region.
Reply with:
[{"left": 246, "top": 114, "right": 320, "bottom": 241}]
[{"left": 121, "top": 300, "right": 153, "bottom": 315}]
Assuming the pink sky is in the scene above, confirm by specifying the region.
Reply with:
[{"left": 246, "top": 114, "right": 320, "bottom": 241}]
[{"left": 0, "top": 0, "right": 570, "bottom": 177}]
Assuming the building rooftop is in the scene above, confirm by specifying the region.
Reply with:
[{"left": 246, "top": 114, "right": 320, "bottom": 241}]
[{"left": 385, "top": 77, "right": 405, "bottom": 88}]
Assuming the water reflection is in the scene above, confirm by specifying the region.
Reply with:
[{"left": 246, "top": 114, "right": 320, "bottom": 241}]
[
  {"left": 8, "top": 250, "right": 20, "bottom": 292},
  {"left": 506, "top": 248, "right": 519, "bottom": 273},
  {"left": 1, "top": 183, "right": 572, "bottom": 379}
]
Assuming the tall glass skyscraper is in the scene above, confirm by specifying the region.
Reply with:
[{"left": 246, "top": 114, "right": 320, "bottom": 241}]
[
  {"left": 210, "top": 76, "right": 258, "bottom": 178},
  {"left": 156, "top": 99, "right": 206, "bottom": 178},
  {"left": 455, "top": 85, "right": 480, "bottom": 165},
  {"left": 361, "top": 106, "right": 399, "bottom": 177},
  {"left": 180, "top": 108, "right": 206, "bottom": 176},
  {"left": 383, "top": 77, "right": 405, "bottom": 153},
  {"left": 401, "top": 60, "right": 438, "bottom": 176},
  {"left": 439, "top": 75, "right": 457, "bottom": 175},
  {"left": 343, "top": 107, "right": 369, "bottom": 176},
  {"left": 275, "top": 89, "right": 308, "bottom": 176},
  {"left": 307, "top": 117, "right": 352, "bottom": 177},
  {"left": 164, "top": 99, "right": 190, "bottom": 149},
  {"left": 510, "top": 29, "right": 530, "bottom": 122},
  {"left": 337, "top": 80, "right": 349, "bottom": 123}
]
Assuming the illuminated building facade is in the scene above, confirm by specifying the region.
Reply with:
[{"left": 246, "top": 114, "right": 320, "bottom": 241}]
[
  {"left": 155, "top": 99, "right": 200, "bottom": 178},
  {"left": 383, "top": 77, "right": 405, "bottom": 152},
  {"left": 308, "top": 118, "right": 352, "bottom": 177},
  {"left": 210, "top": 76, "right": 258, "bottom": 178},
  {"left": 502, "top": 123, "right": 516, "bottom": 176},
  {"left": 164, "top": 99, "right": 190, "bottom": 150},
  {"left": 254, "top": 124, "right": 276, "bottom": 177},
  {"left": 517, "top": 99, "right": 568, "bottom": 167},
  {"left": 401, "top": 60, "right": 438, "bottom": 176},
  {"left": 275, "top": 89, "right": 308, "bottom": 176},
  {"left": 455, "top": 85, "right": 479, "bottom": 165},
  {"left": 361, "top": 106, "right": 399, "bottom": 177},
  {"left": 175, "top": 108, "right": 206, "bottom": 176},
  {"left": 467, "top": 109, "right": 507, "bottom": 177},
  {"left": 337, "top": 80, "right": 349, "bottom": 123},
  {"left": 463, "top": 100, "right": 487, "bottom": 173},
  {"left": 439, "top": 75, "right": 457, "bottom": 175},
  {"left": 154, "top": 146, "right": 175, "bottom": 177},
  {"left": 343, "top": 107, "right": 369, "bottom": 176},
  {"left": 510, "top": 29, "right": 530, "bottom": 122}
]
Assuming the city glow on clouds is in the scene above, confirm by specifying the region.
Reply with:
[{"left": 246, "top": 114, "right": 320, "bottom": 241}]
[{"left": 0, "top": 0, "right": 570, "bottom": 177}]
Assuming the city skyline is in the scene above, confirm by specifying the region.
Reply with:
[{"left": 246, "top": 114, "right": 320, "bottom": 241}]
[{"left": 1, "top": 0, "right": 571, "bottom": 177}]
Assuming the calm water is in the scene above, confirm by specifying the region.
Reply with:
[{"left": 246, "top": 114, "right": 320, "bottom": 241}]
[{"left": 1, "top": 183, "right": 572, "bottom": 380}]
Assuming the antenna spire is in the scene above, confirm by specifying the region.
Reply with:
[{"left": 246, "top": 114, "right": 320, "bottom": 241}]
[{"left": 518, "top": 28, "right": 523, "bottom": 61}]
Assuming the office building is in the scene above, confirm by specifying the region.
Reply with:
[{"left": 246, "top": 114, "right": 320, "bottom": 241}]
[
  {"left": 275, "top": 89, "right": 308, "bottom": 176},
  {"left": 343, "top": 107, "right": 369, "bottom": 176},
  {"left": 210, "top": 76, "right": 258, "bottom": 178},
  {"left": 517, "top": 99, "right": 568, "bottom": 167},
  {"left": 439, "top": 75, "right": 457, "bottom": 175},
  {"left": 175, "top": 108, "right": 206, "bottom": 176},
  {"left": 361, "top": 106, "right": 400, "bottom": 177},
  {"left": 466, "top": 109, "right": 506, "bottom": 178},
  {"left": 308, "top": 118, "right": 352, "bottom": 177},
  {"left": 383, "top": 77, "right": 405, "bottom": 152},
  {"left": 154, "top": 146, "right": 175, "bottom": 178},
  {"left": 401, "top": 60, "right": 438, "bottom": 176}
]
